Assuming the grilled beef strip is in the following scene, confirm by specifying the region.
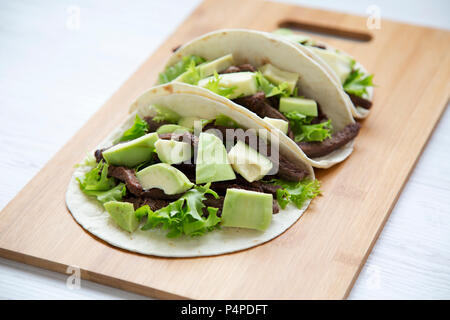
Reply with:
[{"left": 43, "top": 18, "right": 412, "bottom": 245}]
[
  {"left": 221, "top": 64, "right": 256, "bottom": 74},
  {"left": 108, "top": 165, "right": 182, "bottom": 200},
  {"left": 143, "top": 116, "right": 172, "bottom": 132},
  {"left": 298, "top": 122, "right": 361, "bottom": 158},
  {"left": 348, "top": 93, "right": 372, "bottom": 110}
]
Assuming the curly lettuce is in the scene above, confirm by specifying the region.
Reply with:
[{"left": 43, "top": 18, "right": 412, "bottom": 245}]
[
  {"left": 158, "top": 55, "right": 205, "bottom": 84},
  {"left": 140, "top": 183, "right": 221, "bottom": 238}
]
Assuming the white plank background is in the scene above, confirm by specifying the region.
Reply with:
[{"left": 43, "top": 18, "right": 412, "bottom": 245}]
[{"left": 0, "top": 0, "right": 449, "bottom": 300}]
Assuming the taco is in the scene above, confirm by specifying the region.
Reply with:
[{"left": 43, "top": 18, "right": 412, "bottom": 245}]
[
  {"left": 66, "top": 82, "right": 320, "bottom": 257},
  {"left": 159, "top": 29, "right": 360, "bottom": 168},
  {"left": 272, "top": 28, "right": 374, "bottom": 119}
]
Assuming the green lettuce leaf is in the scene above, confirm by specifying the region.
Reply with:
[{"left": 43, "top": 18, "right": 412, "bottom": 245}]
[
  {"left": 255, "top": 72, "right": 290, "bottom": 98},
  {"left": 77, "top": 161, "right": 126, "bottom": 204},
  {"left": 343, "top": 64, "right": 374, "bottom": 97},
  {"left": 270, "top": 179, "right": 321, "bottom": 209},
  {"left": 295, "top": 120, "right": 332, "bottom": 142},
  {"left": 178, "top": 59, "right": 203, "bottom": 85},
  {"left": 141, "top": 183, "right": 221, "bottom": 238},
  {"left": 117, "top": 115, "right": 148, "bottom": 143},
  {"left": 158, "top": 55, "right": 205, "bottom": 84},
  {"left": 203, "top": 72, "right": 236, "bottom": 99},
  {"left": 284, "top": 111, "right": 332, "bottom": 142}
]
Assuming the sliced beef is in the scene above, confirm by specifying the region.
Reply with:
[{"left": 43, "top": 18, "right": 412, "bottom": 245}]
[
  {"left": 203, "top": 195, "right": 224, "bottom": 216},
  {"left": 272, "top": 200, "right": 280, "bottom": 214},
  {"left": 123, "top": 195, "right": 170, "bottom": 211},
  {"left": 348, "top": 93, "right": 373, "bottom": 110},
  {"left": 311, "top": 44, "right": 327, "bottom": 50},
  {"left": 144, "top": 116, "right": 171, "bottom": 132},
  {"left": 234, "top": 92, "right": 288, "bottom": 121},
  {"left": 298, "top": 122, "right": 361, "bottom": 158},
  {"left": 211, "top": 175, "right": 281, "bottom": 196},
  {"left": 95, "top": 148, "right": 106, "bottom": 162},
  {"left": 172, "top": 44, "right": 181, "bottom": 53},
  {"left": 108, "top": 165, "right": 181, "bottom": 200},
  {"left": 221, "top": 64, "right": 256, "bottom": 74}
]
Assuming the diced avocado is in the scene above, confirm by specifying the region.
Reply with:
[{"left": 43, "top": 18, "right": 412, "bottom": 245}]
[
  {"left": 102, "top": 132, "right": 158, "bottom": 168},
  {"left": 198, "top": 72, "right": 258, "bottom": 99},
  {"left": 279, "top": 97, "right": 318, "bottom": 117},
  {"left": 310, "top": 47, "right": 353, "bottom": 84},
  {"left": 155, "top": 139, "right": 192, "bottom": 164},
  {"left": 227, "top": 140, "right": 273, "bottom": 183},
  {"left": 156, "top": 124, "right": 191, "bottom": 135},
  {"left": 273, "top": 29, "right": 311, "bottom": 44},
  {"left": 152, "top": 105, "right": 181, "bottom": 123},
  {"left": 196, "top": 132, "right": 236, "bottom": 184},
  {"left": 198, "top": 54, "right": 234, "bottom": 77},
  {"left": 104, "top": 201, "right": 139, "bottom": 232},
  {"left": 136, "top": 163, "right": 193, "bottom": 195},
  {"left": 221, "top": 189, "right": 273, "bottom": 231},
  {"left": 263, "top": 117, "right": 289, "bottom": 135},
  {"left": 259, "top": 64, "right": 299, "bottom": 94}
]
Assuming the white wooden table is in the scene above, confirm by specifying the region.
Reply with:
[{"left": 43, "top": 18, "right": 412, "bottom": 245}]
[{"left": 0, "top": 0, "right": 449, "bottom": 299}]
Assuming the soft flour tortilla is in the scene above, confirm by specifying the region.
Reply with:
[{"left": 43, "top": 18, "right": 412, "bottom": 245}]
[
  {"left": 66, "top": 82, "right": 315, "bottom": 257},
  {"left": 164, "top": 29, "right": 356, "bottom": 168}
]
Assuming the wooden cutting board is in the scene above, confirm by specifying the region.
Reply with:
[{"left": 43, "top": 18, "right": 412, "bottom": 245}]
[{"left": 0, "top": 0, "right": 449, "bottom": 299}]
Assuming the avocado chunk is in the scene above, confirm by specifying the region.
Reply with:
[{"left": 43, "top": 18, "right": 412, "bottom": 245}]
[
  {"left": 198, "top": 72, "right": 258, "bottom": 99},
  {"left": 196, "top": 132, "right": 236, "bottom": 184},
  {"left": 104, "top": 201, "right": 140, "bottom": 232},
  {"left": 102, "top": 132, "right": 158, "bottom": 168},
  {"left": 221, "top": 189, "right": 273, "bottom": 231},
  {"left": 198, "top": 54, "right": 234, "bottom": 77},
  {"left": 279, "top": 97, "right": 318, "bottom": 117},
  {"left": 263, "top": 117, "right": 289, "bottom": 135},
  {"left": 273, "top": 29, "right": 311, "bottom": 44},
  {"left": 136, "top": 163, "right": 193, "bottom": 195},
  {"left": 259, "top": 64, "right": 299, "bottom": 95},
  {"left": 310, "top": 47, "right": 353, "bottom": 84},
  {"left": 155, "top": 139, "right": 192, "bottom": 165},
  {"left": 156, "top": 124, "right": 191, "bottom": 135},
  {"left": 175, "top": 54, "right": 235, "bottom": 84},
  {"left": 227, "top": 140, "right": 273, "bottom": 183}
]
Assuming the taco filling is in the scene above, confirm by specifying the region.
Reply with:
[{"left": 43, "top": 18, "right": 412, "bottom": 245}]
[
  {"left": 78, "top": 109, "right": 320, "bottom": 238},
  {"left": 272, "top": 28, "right": 374, "bottom": 110},
  {"left": 158, "top": 54, "right": 360, "bottom": 159}
]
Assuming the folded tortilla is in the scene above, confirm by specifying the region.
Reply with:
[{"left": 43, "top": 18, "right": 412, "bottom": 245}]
[
  {"left": 271, "top": 31, "right": 374, "bottom": 119},
  {"left": 66, "top": 82, "right": 315, "bottom": 257},
  {"left": 163, "top": 29, "right": 357, "bottom": 168}
]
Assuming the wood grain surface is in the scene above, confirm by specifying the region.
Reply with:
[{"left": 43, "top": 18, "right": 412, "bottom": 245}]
[{"left": 0, "top": 0, "right": 449, "bottom": 299}]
